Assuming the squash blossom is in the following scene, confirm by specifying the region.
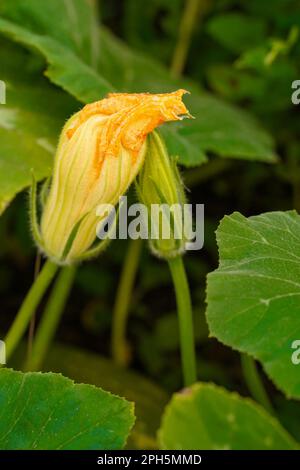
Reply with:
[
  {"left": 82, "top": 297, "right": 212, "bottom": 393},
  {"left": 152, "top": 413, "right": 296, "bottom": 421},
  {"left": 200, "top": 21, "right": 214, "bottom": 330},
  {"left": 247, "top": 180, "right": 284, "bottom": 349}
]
[{"left": 35, "top": 90, "right": 190, "bottom": 264}]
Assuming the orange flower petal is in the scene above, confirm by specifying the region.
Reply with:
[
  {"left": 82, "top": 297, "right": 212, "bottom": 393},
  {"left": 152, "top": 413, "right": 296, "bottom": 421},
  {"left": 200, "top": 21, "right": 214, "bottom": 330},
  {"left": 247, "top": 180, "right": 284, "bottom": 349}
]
[{"left": 67, "top": 89, "right": 190, "bottom": 166}]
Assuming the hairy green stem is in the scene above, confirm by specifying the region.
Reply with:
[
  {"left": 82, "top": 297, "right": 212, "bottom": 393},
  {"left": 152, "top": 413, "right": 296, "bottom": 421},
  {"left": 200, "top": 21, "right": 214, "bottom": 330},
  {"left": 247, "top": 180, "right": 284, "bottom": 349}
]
[
  {"left": 25, "top": 265, "right": 76, "bottom": 371},
  {"left": 168, "top": 256, "right": 197, "bottom": 386},
  {"left": 241, "top": 354, "right": 274, "bottom": 414},
  {"left": 5, "top": 260, "right": 58, "bottom": 361},
  {"left": 171, "top": 0, "right": 202, "bottom": 77},
  {"left": 111, "top": 238, "right": 143, "bottom": 366}
]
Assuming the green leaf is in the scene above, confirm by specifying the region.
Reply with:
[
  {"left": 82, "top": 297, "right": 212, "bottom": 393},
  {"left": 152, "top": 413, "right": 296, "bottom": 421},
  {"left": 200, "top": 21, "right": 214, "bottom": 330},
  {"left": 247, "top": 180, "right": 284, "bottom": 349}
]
[
  {"left": 0, "top": 368, "right": 134, "bottom": 450},
  {"left": 0, "top": 0, "right": 111, "bottom": 101},
  {"left": 276, "top": 396, "right": 300, "bottom": 442},
  {"left": 207, "top": 13, "right": 267, "bottom": 54},
  {"left": 206, "top": 211, "right": 300, "bottom": 399},
  {"left": 0, "top": 38, "right": 78, "bottom": 213},
  {"left": 0, "top": 0, "right": 277, "bottom": 168},
  {"left": 40, "top": 342, "right": 169, "bottom": 450},
  {"left": 158, "top": 382, "right": 298, "bottom": 450},
  {"left": 3, "top": 0, "right": 102, "bottom": 66}
]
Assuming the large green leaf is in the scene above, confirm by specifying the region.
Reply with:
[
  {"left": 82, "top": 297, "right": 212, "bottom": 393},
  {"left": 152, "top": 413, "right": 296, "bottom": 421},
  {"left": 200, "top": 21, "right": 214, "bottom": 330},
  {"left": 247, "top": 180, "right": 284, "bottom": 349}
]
[
  {"left": 0, "top": 0, "right": 97, "bottom": 58},
  {"left": 158, "top": 382, "right": 298, "bottom": 450},
  {"left": 0, "top": 0, "right": 111, "bottom": 100},
  {"left": 41, "top": 342, "right": 169, "bottom": 449},
  {"left": 0, "top": 0, "right": 277, "bottom": 168},
  {"left": 206, "top": 211, "right": 300, "bottom": 399},
  {"left": 0, "top": 368, "right": 134, "bottom": 450},
  {"left": 0, "top": 39, "right": 78, "bottom": 212}
]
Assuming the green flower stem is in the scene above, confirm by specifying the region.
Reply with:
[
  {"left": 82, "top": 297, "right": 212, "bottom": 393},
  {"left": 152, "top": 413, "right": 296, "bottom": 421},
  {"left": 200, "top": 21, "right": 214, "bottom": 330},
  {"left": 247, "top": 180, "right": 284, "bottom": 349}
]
[
  {"left": 27, "top": 252, "right": 42, "bottom": 359},
  {"left": 111, "top": 238, "right": 143, "bottom": 366},
  {"left": 5, "top": 260, "right": 58, "bottom": 361},
  {"left": 171, "top": 0, "right": 203, "bottom": 77},
  {"left": 241, "top": 354, "right": 274, "bottom": 415},
  {"left": 168, "top": 256, "right": 197, "bottom": 386},
  {"left": 25, "top": 265, "right": 76, "bottom": 371}
]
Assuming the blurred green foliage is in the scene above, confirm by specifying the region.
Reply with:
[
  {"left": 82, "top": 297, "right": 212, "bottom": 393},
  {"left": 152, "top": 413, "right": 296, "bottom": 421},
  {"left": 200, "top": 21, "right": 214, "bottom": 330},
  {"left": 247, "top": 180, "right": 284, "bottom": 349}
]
[{"left": 0, "top": 0, "right": 300, "bottom": 449}]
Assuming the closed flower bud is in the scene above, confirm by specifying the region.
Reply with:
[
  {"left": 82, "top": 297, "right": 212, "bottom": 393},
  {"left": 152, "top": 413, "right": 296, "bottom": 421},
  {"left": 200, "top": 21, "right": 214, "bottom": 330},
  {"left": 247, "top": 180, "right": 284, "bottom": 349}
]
[
  {"left": 32, "top": 90, "right": 189, "bottom": 264},
  {"left": 137, "top": 131, "right": 193, "bottom": 259}
]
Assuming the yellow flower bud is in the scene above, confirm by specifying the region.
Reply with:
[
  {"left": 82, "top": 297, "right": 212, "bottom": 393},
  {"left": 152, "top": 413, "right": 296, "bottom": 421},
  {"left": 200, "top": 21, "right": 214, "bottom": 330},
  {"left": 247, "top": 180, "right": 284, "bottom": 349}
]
[{"left": 34, "top": 90, "right": 189, "bottom": 264}]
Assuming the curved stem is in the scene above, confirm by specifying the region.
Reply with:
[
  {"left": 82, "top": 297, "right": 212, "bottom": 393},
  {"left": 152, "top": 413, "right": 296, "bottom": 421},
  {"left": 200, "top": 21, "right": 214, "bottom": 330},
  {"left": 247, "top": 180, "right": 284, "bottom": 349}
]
[
  {"left": 168, "top": 256, "right": 197, "bottom": 386},
  {"left": 25, "top": 265, "right": 76, "bottom": 371},
  {"left": 5, "top": 260, "right": 58, "bottom": 361},
  {"left": 111, "top": 238, "right": 143, "bottom": 366},
  {"left": 171, "top": 0, "right": 202, "bottom": 77},
  {"left": 241, "top": 354, "right": 274, "bottom": 415}
]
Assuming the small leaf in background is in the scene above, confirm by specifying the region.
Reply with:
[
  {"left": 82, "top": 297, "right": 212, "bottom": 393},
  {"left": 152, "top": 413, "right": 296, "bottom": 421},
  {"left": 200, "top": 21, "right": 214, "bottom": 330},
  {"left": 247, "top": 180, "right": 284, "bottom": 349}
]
[
  {"left": 0, "top": 368, "right": 134, "bottom": 450},
  {"left": 158, "top": 383, "right": 298, "bottom": 450},
  {"left": 206, "top": 211, "right": 300, "bottom": 399},
  {"left": 207, "top": 13, "right": 267, "bottom": 54}
]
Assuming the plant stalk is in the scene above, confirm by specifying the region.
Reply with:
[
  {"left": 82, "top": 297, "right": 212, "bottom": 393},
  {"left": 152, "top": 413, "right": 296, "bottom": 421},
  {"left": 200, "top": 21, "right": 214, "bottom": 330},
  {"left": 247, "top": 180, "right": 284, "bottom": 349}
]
[
  {"left": 171, "top": 0, "right": 203, "bottom": 77},
  {"left": 241, "top": 354, "right": 274, "bottom": 415},
  {"left": 27, "top": 252, "right": 42, "bottom": 360},
  {"left": 111, "top": 238, "right": 143, "bottom": 366},
  {"left": 25, "top": 265, "right": 76, "bottom": 371},
  {"left": 5, "top": 260, "right": 58, "bottom": 361},
  {"left": 168, "top": 256, "right": 197, "bottom": 386}
]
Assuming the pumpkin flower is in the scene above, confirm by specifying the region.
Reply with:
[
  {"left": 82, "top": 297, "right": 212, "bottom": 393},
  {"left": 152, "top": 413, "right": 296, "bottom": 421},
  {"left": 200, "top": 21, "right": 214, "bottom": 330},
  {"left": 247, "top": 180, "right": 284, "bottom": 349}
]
[{"left": 31, "top": 90, "right": 190, "bottom": 264}]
